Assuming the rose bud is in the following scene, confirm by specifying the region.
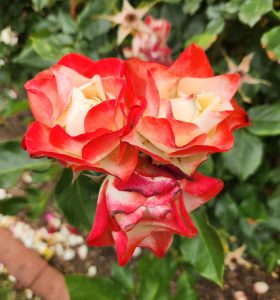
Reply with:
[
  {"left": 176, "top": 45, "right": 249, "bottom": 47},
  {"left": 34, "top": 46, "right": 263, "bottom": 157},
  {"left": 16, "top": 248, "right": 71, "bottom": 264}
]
[{"left": 123, "top": 15, "right": 172, "bottom": 66}]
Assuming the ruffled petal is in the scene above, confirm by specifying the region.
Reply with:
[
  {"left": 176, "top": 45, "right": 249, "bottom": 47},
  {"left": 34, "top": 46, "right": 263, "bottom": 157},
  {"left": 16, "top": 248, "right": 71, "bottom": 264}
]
[
  {"left": 57, "top": 53, "right": 96, "bottom": 77},
  {"left": 181, "top": 172, "right": 224, "bottom": 212},
  {"left": 168, "top": 43, "right": 214, "bottom": 77},
  {"left": 87, "top": 179, "right": 114, "bottom": 246},
  {"left": 84, "top": 100, "right": 117, "bottom": 132}
]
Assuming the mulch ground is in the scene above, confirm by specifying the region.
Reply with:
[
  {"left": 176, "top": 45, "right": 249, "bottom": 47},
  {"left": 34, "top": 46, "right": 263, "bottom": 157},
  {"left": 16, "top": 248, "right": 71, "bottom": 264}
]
[
  {"left": 198, "top": 265, "right": 280, "bottom": 300},
  {"left": 1, "top": 225, "right": 279, "bottom": 300}
]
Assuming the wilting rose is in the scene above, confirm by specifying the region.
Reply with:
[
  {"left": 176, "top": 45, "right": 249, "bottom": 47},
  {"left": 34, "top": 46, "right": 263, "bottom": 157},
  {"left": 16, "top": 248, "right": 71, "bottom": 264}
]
[
  {"left": 23, "top": 53, "right": 145, "bottom": 180},
  {"left": 123, "top": 15, "right": 172, "bottom": 65},
  {"left": 87, "top": 158, "right": 223, "bottom": 265},
  {"left": 123, "top": 44, "right": 250, "bottom": 177}
]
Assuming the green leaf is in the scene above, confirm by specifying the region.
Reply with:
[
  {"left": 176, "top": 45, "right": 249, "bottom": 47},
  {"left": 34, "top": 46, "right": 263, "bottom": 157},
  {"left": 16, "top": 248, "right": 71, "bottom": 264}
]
[
  {"left": 111, "top": 263, "right": 135, "bottom": 292},
  {"left": 197, "top": 155, "right": 214, "bottom": 176},
  {"left": 186, "top": 33, "right": 217, "bottom": 50},
  {"left": 2, "top": 100, "right": 29, "bottom": 118},
  {"left": 239, "top": 196, "right": 267, "bottom": 220},
  {"left": 32, "top": 0, "right": 56, "bottom": 12},
  {"left": 180, "top": 211, "right": 224, "bottom": 286},
  {"left": 55, "top": 169, "right": 99, "bottom": 231},
  {"left": 248, "top": 104, "right": 280, "bottom": 136},
  {"left": 31, "top": 34, "right": 74, "bottom": 63},
  {"left": 266, "top": 186, "right": 280, "bottom": 226},
  {"left": 0, "top": 141, "right": 51, "bottom": 189},
  {"left": 65, "top": 275, "right": 128, "bottom": 300},
  {"left": 261, "top": 26, "right": 280, "bottom": 64},
  {"left": 81, "top": 20, "right": 111, "bottom": 41},
  {"left": 26, "top": 188, "right": 50, "bottom": 219},
  {"left": 214, "top": 194, "right": 239, "bottom": 228},
  {"left": 137, "top": 254, "right": 176, "bottom": 300},
  {"left": 221, "top": 130, "right": 263, "bottom": 181},
  {"left": 173, "top": 272, "right": 199, "bottom": 300},
  {"left": 13, "top": 43, "right": 52, "bottom": 68},
  {"left": 0, "top": 197, "right": 27, "bottom": 215},
  {"left": 58, "top": 10, "right": 77, "bottom": 34},
  {"left": 183, "top": 0, "right": 202, "bottom": 15},
  {"left": 206, "top": 18, "right": 225, "bottom": 35},
  {"left": 239, "top": 0, "right": 273, "bottom": 27}
]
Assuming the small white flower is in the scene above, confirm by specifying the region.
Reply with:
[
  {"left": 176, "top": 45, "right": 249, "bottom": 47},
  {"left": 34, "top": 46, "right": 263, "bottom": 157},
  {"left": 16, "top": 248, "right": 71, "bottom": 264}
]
[
  {"left": 0, "top": 58, "right": 5, "bottom": 67},
  {"left": 0, "top": 26, "right": 18, "bottom": 46},
  {"left": 253, "top": 281, "right": 269, "bottom": 294},
  {"left": 0, "top": 262, "right": 5, "bottom": 274},
  {"left": 35, "top": 241, "right": 48, "bottom": 255},
  {"left": 25, "top": 289, "right": 33, "bottom": 299},
  {"left": 36, "top": 227, "right": 49, "bottom": 240},
  {"left": 63, "top": 248, "right": 75, "bottom": 261},
  {"left": 132, "top": 247, "right": 142, "bottom": 258},
  {"left": 0, "top": 189, "right": 7, "bottom": 200},
  {"left": 54, "top": 243, "right": 64, "bottom": 257},
  {"left": 68, "top": 234, "right": 84, "bottom": 247},
  {"left": 22, "top": 172, "right": 32, "bottom": 183},
  {"left": 8, "top": 275, "right": 16, "bottom": 283},
  {"left": 77, "top": 244, "right": 88, "bottom": 260},
  {"left": 87, "top": 265, "right": 97, "bottom": 277},
  {"left": 233, "top": 290, "right": 248, "bottom": 300}
]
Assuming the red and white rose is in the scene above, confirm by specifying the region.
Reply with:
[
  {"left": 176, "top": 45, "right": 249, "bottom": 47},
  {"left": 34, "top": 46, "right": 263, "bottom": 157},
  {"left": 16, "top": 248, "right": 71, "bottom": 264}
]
[
  {"left": 23, "top": 53, "right": 145, "bottom": 180},
  {"left": 88, "top": 157, "right": 223, "bottom": 265},
  {"left": 124, "top": 44, "right": 250, "bottom": 176},
  {"left": 22, "top": 43, "right": 250, "bottom": 265}
]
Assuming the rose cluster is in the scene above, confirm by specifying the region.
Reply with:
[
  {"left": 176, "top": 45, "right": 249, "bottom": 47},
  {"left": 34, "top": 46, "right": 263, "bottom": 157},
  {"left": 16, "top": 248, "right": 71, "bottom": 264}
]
[{"left": 23, "top": 44, "right": 249, "bottom": 265}]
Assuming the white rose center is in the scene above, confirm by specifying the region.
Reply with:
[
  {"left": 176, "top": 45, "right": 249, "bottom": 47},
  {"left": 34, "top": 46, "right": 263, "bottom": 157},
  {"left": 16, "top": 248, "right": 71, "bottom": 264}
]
[{"left": 56, "top": 75, "right": 108, "bottom": 136}]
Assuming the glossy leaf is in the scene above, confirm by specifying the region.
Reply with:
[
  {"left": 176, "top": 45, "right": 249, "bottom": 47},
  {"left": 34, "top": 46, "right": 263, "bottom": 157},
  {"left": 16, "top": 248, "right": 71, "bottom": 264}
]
[
  {"left": 198, "top": 155, "right": 214, "bottom": 176},
  {"left": 32, "top": 0, "right": 56, "bottom": 12},
  {"left": 137, "top": 254, "right": 176, "bottom": 300},
  {"left": 214, "top": 194, "right": 239, "bottom": 228},
  {"left": 0, "top": 197, "right": 27, "bottom": 215},
  {"left": 248, "top": 104, "right": 280, "bottom": 136},
  {"left": 0, "top": 141, "right": 51, "bottom": 189},
  {"left": 180, "top": 211, "right": 225, "bottom": 286},
  {"left": 222, "top": 130, "right": 263, "bottom": 181},
  {"left": 206, "top": 18, "right": 225, "bottom": 35},
  {"left": 183, "top": 0, "right": 202, "bottom": 15},
  {"left": 111, "top": 263, "right": 135, "bottom": 291},
  {"left": 186, "top": 33, "right": 217, "bottom": 50},
  {"left": 261, "top": 26, "right": 280, "bottom": 63},
  {"left": 239, "top": 0, "right": 273, "bottom": 27},
  {"left": 65, "top": 275, "right": 128, "bottom": 300},
  {"left": 55, "top": 169, "right": 99, "bottom": 231},
  {"left": 173, "top": 272, "right": 199, "bottom": 300}
]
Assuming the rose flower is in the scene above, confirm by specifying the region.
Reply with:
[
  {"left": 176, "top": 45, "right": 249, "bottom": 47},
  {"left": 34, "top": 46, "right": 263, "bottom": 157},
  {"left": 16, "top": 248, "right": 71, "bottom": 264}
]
[
  {"left": 87, "top": 158, "right": 223, "bottom": 265},
  {"left": 123, "top": 44, "right": 250, "bottom": 176},
  {"left": 123, "top": 15, "right": 172, "bottom": 65},
  {"left": 23, "top": 53, "right": 145, "bottom": 180}
]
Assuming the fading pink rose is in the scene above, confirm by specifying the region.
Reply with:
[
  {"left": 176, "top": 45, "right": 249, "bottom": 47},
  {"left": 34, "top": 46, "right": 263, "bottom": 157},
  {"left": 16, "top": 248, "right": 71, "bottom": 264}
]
[
  {"left": 123, "top": 15, "right": 172, "bottom": 65},
  {"left": 87, "top": 158, "right": 223, "bottom": 265}
]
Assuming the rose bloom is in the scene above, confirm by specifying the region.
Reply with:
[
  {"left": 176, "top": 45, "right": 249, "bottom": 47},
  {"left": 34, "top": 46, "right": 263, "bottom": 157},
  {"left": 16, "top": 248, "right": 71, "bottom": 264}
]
[
  {"left": 123, "top": 44, "right": 250, "bottom": 176},
  {"left": 123, "top": 15, "right": 172, "bottom": 65},
  {"left": 87, "top": 157, "right": 223, "bottom": 265},
  {"left": 23, "top": 54, "right": 145, "bottom": 180}
]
